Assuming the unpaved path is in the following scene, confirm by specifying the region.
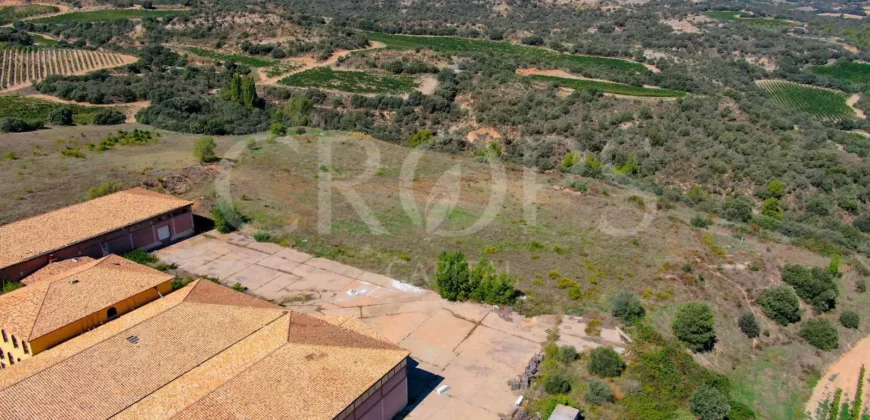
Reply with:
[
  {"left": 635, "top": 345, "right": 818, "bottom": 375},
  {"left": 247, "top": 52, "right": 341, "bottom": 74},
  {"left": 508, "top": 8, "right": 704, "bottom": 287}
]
[
  {"left": 416, "top": 74, "right": 438, "bottom": 95},
  {"left": 25, "top": 93, "right": 150, "bottom": 123},
  {"left": 518, "top": 67, "right": 680, "bottom": 101},
  {"left": 257, "top": 41, "right": 387, "bottom": 86},
  {"left": 848, "top": 94, "right": 866, "bottom": 119},
  {"left": 806, "top": 337, "right": 870, "bottom": 417}
]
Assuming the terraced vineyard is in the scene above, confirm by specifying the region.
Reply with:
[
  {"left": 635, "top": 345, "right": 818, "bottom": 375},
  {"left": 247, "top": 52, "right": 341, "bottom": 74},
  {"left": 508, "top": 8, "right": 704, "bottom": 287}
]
[
  {"left": 30, "top": 8, "right": 186, "bottom": 24},
  {"left": 0, "top": 47, "right": 135, "bottom": 91},
  {"left": 526, "top": 74, "right": 685, "bottom": 97},
  {"left": 757, "top": 80, "right": 855, "bottom": 120},
  {"left": 809, "top": 61, "right": 870, "bottom": 90},
  {"left": 279, "top": 67, "right": 418, "bottom": 94},
  {"left": 366, "top": 32, "right": 650, "bottom": 75}
]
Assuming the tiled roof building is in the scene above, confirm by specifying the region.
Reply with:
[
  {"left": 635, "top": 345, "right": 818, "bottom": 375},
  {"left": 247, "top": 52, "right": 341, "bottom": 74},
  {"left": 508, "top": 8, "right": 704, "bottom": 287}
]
[
  {"left": 0, "top": 255, "right": 173, "bottom": 367},
  {"left": 0, "top": 280, "right": 410, "bottom": 420},
  {"left": 0, "top": 188, "right": 194, "bottom": 281}
]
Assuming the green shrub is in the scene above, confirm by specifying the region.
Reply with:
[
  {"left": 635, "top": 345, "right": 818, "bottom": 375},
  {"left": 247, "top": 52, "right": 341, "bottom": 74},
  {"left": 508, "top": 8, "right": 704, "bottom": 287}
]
[
  {"left": 857, "top": 279, "right": 867, "bottom": 293},
  {"left": 556, "top": 345, "right": 577, "bottom": 363},
  {"left": 87, "top": 182, "right": 122, "bottom": 200},
  {"left": 568, "top": 181, "right": 587, "bottom": 192},
  {"left": 544, "top": 373, "right": 572, "bottom": 394},
  {"left": 232, "top": 282, "right": 247, "bottom": 292},
  {"left": 581, "top": 155, "right": 603, "bottom": 179},
  {"left": 612, "top": 290, "right": 645, "bottom": 324},
  {"left": 123, "top": 248, "right": 158, "bottom": 265},
  {"left": 689, "top": 385, "right": 730, "bottom": 420},
  {"left": 691, "top": 215, "right": 710, "bottom": 228},
  {"left": 193, "top": 136, "right": 217, "bottom": 163},
  {"left": 585, "top": 379, "right": 614, "bottom": 405},
  {"left": 762, "top": 198, "right": 783, "bottom": 220},
  {"left": 435, "top": 251, "right": 471, "bottom": 301},
  {"left": 211, "top": 202, "right": 242, "bottom": 233},
  {"left": 588, "top": 347, "right": 625, "bottom": 377},
  {"left": 408, "top": 129, "right": 433, "bottom": 147},
  {"left": 758, "top": 285, "right": 801, "bottom": 326},
  {"left": 270, "top": 123, "right": 287, "bottom": 136},
  {"left": 799, "top": 318, "right": 839, "bottom": 351},
  {"left": 436, "top": 252, "right": 518, "bottom": 305},
  {"left": 0, "top": 117, "right": 42, "bottom": 133},
  {"left": 562, "top": 151, "right": 580, "bottom": 169},
  {"left": 1, "top": 279, "right": 23, "bottom": 295},
  {"left": 854, "top": 216, "right": 870, "bottom": 233},
  {"left": 721, "top": 198, "right": 752, "bottom": 223},
  {"left": 253, "top": 231, "right": 273, "bottom": 242},
  {"left": 672, "top": 302, "right": 716, "bottom": 352},
  {"left": 48, "top": 107, "right": 74, "bottom": 126},
  {"left": 840, "top": 311, "right": 859, "bottom": 329},
  {"left": 92, "top": 109, "right": 126, "bottom": 125},
  {"left": 737, "top": 312, "right": 760, "bottom": 339}
]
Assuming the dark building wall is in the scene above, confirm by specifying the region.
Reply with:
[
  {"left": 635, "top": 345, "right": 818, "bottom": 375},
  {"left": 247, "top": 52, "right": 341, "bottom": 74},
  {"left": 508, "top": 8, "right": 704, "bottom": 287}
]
[
  {"left": 339, "top": 359, "right": 409, "bottom": 420},
  {"left": 1, "top": 208, "right": 194, "bottom": 282}
]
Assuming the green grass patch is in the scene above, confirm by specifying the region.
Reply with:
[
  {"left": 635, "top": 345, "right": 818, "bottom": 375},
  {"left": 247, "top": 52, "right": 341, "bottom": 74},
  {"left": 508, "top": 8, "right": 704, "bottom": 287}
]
[
  {"left": 29, "top": 33, "right": 59, "bottom": 47},
  {"left": 366, "top": 32, "right": 649, "bottom": 75},
  {"left": 527, "top": 74, "right": 685, "bottom": 97},
  {"left": 31, "top": 8, "right": 186, "bottom": 24},
  {"left": 264, "top": 61, "right": 304, "bottom": 78},
  {"left": 278, "top": 67, "right": 417, "bottom": 94},
  {"left": 809, "top": 61, "right": 870, "bottom": 90},
  {"left": 0, "top": 4, "right": 58, "bottom": 25},
  {"left": 181, "top": 46, "right": 275, "bottom": 68},
  {"left": 757, "top": 80, "right": 855, "bottom": 120},
  {"left": 705, "top": 11, "right": 795, "bottom": 27},
  {"left": 0, "top": 96, "right": 109, "bottom": 125}
]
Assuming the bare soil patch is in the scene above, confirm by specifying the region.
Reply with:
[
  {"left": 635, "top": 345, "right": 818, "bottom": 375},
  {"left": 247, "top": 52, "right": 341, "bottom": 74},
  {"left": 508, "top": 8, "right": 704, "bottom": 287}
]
[
  {"left": 257, "top": 41, "right": 387, "bottom": 86},
  {"left": 465, "top": 127, "right": 501, "bottom": 144},
  {"left": 847, "top": 94, "right": 866, "bottom": 119}
]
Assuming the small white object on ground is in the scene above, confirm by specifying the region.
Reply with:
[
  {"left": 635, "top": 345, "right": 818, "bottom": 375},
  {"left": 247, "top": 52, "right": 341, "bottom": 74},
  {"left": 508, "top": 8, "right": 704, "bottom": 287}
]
[
  {"left": 515, "top": 396, "right": 524, "bottom": 407},
  {"left": 436, "top": 385, "right": 450, "bottom": 395}
]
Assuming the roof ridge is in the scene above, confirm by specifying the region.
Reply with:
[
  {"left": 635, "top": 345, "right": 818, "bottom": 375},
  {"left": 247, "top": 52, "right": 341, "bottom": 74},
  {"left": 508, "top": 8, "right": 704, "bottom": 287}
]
[
  {"left": 111, "top": 310, "right": 289, "bottom": 418},
  {"left": 26, "top": 280, "right": 55, "bottom": 341}
]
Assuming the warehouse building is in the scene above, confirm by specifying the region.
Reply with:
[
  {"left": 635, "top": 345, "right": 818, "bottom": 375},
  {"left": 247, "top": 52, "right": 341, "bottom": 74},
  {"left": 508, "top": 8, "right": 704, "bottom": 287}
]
[
  {"left": 0, "top": 188, "right": 194, "bottom": 281},
  {"left": 0, "top": 280, "right": 410, "bottom": 420}
]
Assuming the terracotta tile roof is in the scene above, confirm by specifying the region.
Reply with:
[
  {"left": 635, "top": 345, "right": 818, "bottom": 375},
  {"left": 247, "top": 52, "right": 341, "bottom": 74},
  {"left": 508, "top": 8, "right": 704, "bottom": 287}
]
[
  {"left": 0, "top": 280, "right": 410, "bottom": 420},
  {"left": 21, "top": 257, "right": 95, "bottom": 286},
  {"left": 0, "top": 255, "right": 173, "bottom": 341},
  {"left": 0, "top": 188, "right": 193, "bottom": 270}
]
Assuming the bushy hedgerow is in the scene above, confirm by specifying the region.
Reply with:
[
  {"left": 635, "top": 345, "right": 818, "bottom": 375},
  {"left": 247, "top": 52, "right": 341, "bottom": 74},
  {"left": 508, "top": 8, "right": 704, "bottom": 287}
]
[
  {"left": 434, "top": 252, "right": 520, "bottom": 305},
  {"left": 612, "top": 290, "right": 645, "bottom": 324},
  {"left": 839, "top": 311, "right": 859, "bottom": 329},
  {"left": 758, "top": 285, "right": 802, "bottom": 326},
  {"left": 588, "top": 347, "right": 625, "bottom": 378},
  {"left": 738, "top": 313, "right": 760, "bottom": 338},
  {"left": 799, "top": 318, "right": 839, "bottom": 351},
  {"left": 544, "top": 372, "right": 572, "bottom": 394},
  {"left": 672, "top": 302, "right": 717, "bottom": 352},
  {"left": 781, "top": 264, "right": 838, "bottom": 312},
  {"left": 689, "top": 386, "right": 730, "bottom": 420}
]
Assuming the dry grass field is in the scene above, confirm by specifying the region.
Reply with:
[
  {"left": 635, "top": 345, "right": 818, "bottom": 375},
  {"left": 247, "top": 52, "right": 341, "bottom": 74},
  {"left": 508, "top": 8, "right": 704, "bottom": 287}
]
[{"left": 1, "top": 124, "right": 867, "bottom": 418}]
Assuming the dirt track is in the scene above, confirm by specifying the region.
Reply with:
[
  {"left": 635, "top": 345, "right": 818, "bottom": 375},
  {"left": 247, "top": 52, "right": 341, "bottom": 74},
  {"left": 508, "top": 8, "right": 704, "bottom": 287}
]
[
  {"left": 26, "top": 93, "right": 151, "bottom": 123},
  {"left": 256, "top": 41, "right": 387, "bottom": 86},
  {"left": 807, "top": 337, "right": 870, "bottom": 416}
]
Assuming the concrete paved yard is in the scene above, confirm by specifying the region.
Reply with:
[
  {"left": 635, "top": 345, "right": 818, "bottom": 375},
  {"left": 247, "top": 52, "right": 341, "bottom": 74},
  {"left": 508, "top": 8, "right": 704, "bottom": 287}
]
[{"left": 156, "top": 232, "right": 558, "bottom": 419}]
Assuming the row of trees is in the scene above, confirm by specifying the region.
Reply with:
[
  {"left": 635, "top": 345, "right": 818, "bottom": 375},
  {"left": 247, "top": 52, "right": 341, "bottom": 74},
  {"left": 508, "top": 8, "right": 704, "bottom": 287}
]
[{"left": 434, "top": 251, "right": 519, "bottom": 305}]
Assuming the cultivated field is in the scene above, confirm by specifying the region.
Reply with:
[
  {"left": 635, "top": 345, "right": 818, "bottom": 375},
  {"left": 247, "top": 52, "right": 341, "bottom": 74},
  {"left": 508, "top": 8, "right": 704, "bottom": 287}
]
[
  {"left": 263, "top": 61, "right": 304, "bottom": 78},
  {"left": 705, "top": 11, "right": 796, "bottom": 27},
  {"left": 0, "top": 46, "right": 135, "bottom": 91},
  {"left": 30, "top": 8, "right": 186, "bottom": 24},
  {"left": 278, "top": 67, "right": 418, "bottom": 94},
  {"left": 181, "top": 46, "right": 274, "bottom": 68},
  {"left": 757, "top": 79, "right": 856, "bottom": 120},
  {"left": 366, "top": 32, "right": 650, "bottom": 75},
  {"left": 524, "top": 73, "right": 685, "bottom": 97},
  {"left": 0, "top": 4, "right": 59, "bottom": 25},
  {"left": 809, "top": 61, "right": 870, "bottom": 90}
]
